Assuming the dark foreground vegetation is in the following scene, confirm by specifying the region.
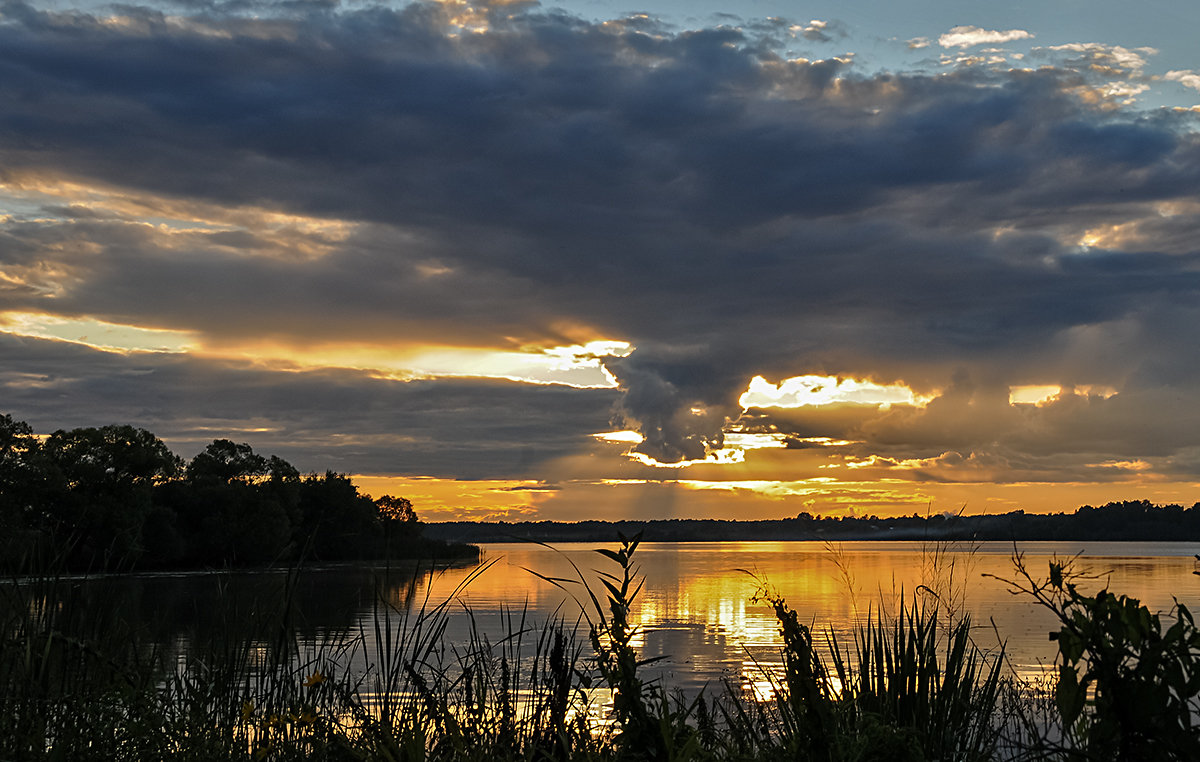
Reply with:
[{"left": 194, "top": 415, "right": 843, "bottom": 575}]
[
  {"left": 0, "top": 413, "right": 475, "bottom": 572},
  {"left": 426, "top": 499, "right": 1200, "bottom": 544},
  {"left": 3, "top": 535, "right": 1199, "bottom": 760}
]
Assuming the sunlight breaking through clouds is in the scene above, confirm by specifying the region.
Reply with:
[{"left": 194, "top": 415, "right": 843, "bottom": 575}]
[
  {"left": 0, "top": 311, "right": 198, "bottom": 353},
  {"left": 208, "top": 340, "right": 634, "bottom": 388},
  {"left": 1008, "top": 384, "right": 1118, "bottom": 405},
  {"left": 1008, "top": 385, "right": 1062, "bottom": 406},
  {"left": 677, "top": 478, "right": 839, "bottom": 494},
  {"left": 627, "top": 448, "right": 748, "bottom": 469},
  {"left": 593, "top": 430, "right": 793, "bottom": 469},
  {"left": 592, "top": 430, "right": 646, "bottom": 444},
  {"left": 739, "top": 375, "right": 931, "bottom": 410},
  {"left": 0, "top": 307, "right": 633, "bottom": 387}
]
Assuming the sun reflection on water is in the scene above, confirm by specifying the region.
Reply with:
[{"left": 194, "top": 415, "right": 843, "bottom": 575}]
[{"left": 392, "top": 540, "right": 1200, "bottom": 696}]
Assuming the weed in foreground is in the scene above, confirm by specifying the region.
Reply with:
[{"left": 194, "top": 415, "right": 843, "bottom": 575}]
[
  {"left": 6, "top": 539, "right": 1200, "bottom": 761},
  {"left": 748, "top": 580, "right": 1005, "bottom": 762},
  {"left": 993, "top": 552, "right": 1200, "bottom": 760}
]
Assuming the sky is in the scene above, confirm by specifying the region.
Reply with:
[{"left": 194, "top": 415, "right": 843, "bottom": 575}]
[{"left": 3, "top": 0, "right": 1200, "bottom": 521}]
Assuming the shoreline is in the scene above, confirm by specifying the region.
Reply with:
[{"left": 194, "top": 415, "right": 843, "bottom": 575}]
[{"left": 423, "top": 501, "right": 1200, "bottom": 544}]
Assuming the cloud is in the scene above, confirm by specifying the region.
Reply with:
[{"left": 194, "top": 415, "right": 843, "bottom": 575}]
[
  {"left": 1, "top": 0, "right": 1199, "bottom": 493},
  {"left": 733, "top": 365, "right": 1200, "bottom": 485},
  {"left": 1039, "top": 42, "right": 1157, "bottom": 75},
  {"left": 788, "top": 19, "right": 846, "bottom": 43},
  {"left": 0, "top": 335, "right": 618, "bottom": 479},
  {"left": 1166, "top": 69, "right": 1200, "bottom": 92},
  {"left": 938, "top": 25, "right": 1032, "bottom": 49}
]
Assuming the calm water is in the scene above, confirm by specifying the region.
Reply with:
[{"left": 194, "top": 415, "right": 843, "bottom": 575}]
[
  {"left": 28, "top": 540, "right": 1200, "bottom": 690},
  {"left": 451, "top": 541, "right": 1200, "bottom": 688}
]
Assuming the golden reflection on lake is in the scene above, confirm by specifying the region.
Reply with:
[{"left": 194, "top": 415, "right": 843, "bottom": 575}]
[{"left": 404, "top": 541, "right": 1200, "bottom": 690}]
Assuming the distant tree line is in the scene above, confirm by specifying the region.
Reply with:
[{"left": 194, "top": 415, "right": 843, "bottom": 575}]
[
  {"left": 0, "top": 413, "right": 474, "bottom": 572},
  {"left": 425, "top": 499, "right": 1200, "bottom": 544}
]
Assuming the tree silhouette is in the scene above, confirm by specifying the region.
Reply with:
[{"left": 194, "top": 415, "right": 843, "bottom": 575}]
[
  {"left": 375, "top": 494, "right": 417, "bottom": 524},
  {"left": 187, "top": 439, "right": 269, "bottom": 484},
  {"left": 42, "top": 425, "right": 182, "bottom": 568},
  {"left": 0, "top": 413, "right": 474, "bottom": 570}
]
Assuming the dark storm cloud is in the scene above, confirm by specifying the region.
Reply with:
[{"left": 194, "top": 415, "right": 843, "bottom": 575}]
[
  {"left": 0, "top": 335, "right": 617, "bottom": 478},
  {"left": 3, "top": 1, "right": 1200, "bottom": 470},
  {"left": 0, "top": 214, "right": 568, "bottom": 345}
]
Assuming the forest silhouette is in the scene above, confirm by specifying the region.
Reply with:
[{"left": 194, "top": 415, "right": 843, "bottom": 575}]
[
  {"left": 0, "top": 413, "right": 473, "bottom": 572},
  {"left": 426, "top": 499, "right": 1200, "bottom": 544},
  {"left": 4, "top": 411, "right": 1198, "bottom": 572}
]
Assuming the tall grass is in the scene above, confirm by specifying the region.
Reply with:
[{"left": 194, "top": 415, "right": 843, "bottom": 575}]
[
  {"left": 743, "top": 584, "right": 1004, "bottom": 762},
  {"left": 2, "top": 540, "right": 1196, "bottom": 760}
]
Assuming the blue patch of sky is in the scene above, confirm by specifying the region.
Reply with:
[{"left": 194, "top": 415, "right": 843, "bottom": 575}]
[
  {"left": 20, "top": 0, "right": 1200, "bottom": 109},
  {"left": 536, "top": 0, "right": 1200, "bottom": 109}
]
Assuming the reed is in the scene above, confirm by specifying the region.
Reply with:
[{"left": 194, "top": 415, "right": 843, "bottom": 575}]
[
  {"left": 744, "top": 585, "right": 1005, "bottom": 762},
  {"left": 2, "top": 540, "right": 1196, "bottom": 760}
]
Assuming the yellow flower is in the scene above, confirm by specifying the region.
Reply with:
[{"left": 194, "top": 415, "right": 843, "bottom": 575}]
[
  {"left": 302, "top": 670, "right": 326, "bottom": 687},
  {"left": 241, "top": 701, "right": 255, "bottom": 722}
]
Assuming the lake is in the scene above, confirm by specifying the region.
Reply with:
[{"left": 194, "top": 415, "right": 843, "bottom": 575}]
[
  {"left": 446, "top": 541, "right": 1200, "bottom": 689},
  {"left": 25, "top": 540, "right": 1200, "bottom": 692}
]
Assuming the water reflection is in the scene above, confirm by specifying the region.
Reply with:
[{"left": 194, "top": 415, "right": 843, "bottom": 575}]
[
  {"left": 12, "top": 541, "right": 1200, "bottom": 694},
  {"left": 3, "top": 561, "right": 461, "bottom": 675},
  {"left": 418, "top": 541, "right": 1200, "bottom": 692}
]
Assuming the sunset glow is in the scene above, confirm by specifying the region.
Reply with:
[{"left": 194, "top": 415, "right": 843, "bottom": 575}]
[
  {"left": 196, "top": 340, "right": 632, "bottom": 387},
  {"left": 3, "top": 0, "right": 1200, "bottom": 520},
  {"left": 739, "top": 375, "right": 931, "bottom": 410},
  {"left": 0, "top": 312, "right": 198, "bottom": 353}
]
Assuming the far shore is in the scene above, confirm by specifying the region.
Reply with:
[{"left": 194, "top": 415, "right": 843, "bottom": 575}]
[{"left": 423, "top": 499, "right": 1200, "bottom": 545}]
